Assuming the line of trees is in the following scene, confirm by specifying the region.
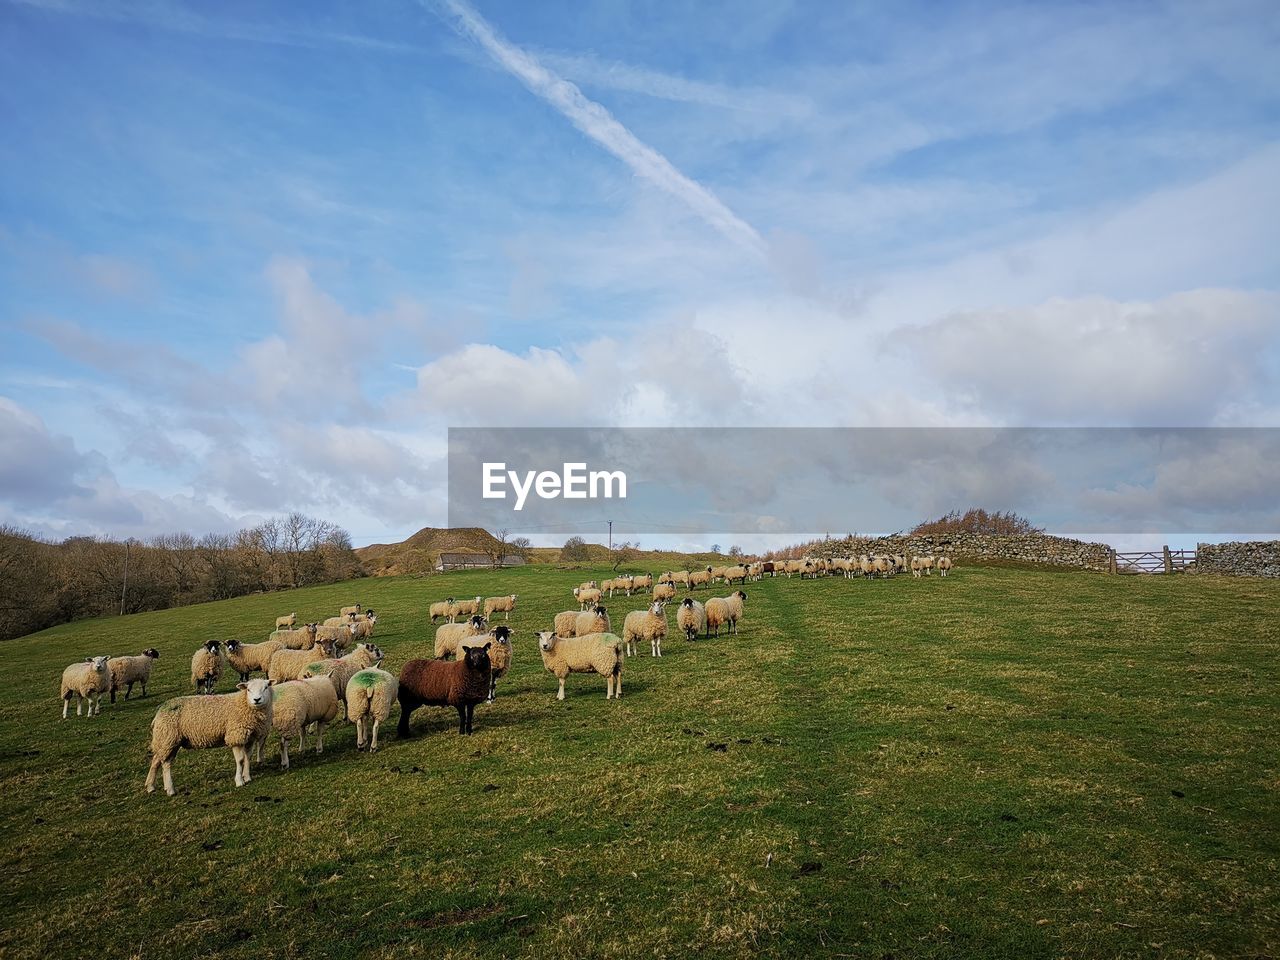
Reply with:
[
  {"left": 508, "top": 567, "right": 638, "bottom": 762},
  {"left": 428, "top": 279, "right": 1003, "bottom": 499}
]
[{"left": 0, "top": 513, "right": 363, "bottom": 641}]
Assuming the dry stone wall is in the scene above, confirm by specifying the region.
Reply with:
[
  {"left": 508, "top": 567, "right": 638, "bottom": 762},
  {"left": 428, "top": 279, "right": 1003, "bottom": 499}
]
[
  {"left": 1195, "top": 541, "right": 1280, "bottom": 577},
  {"left": 810, "top": 533, "right": 1113, "bottom": 572}
]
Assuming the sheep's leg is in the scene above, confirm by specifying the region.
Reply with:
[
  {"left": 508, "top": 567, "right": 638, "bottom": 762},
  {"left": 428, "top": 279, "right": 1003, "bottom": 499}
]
[
  {"left": 488, "top": 677, "right": 497, "bottom": 703},
  {"left": 616, "top": 669, "right": 622, "bottom": 698},
  {"left": 606, "top": 675, "right": 613, "bottom": 699},
  {"left": 162, "top": 761, "right": 174, "bottom": 796},
  {"left": 315, "top": 722, "right": 326, "bottom": 753},
  {"left": 111, "top": 685, "right": 118, "bottom": 704},
  {"left": 466, "top": 703, "right": 475, "bottom": 734},
  {"left": 397, "top": 703, "right": 413, "bottom": 738},
  {"left": 280, "top": 736, "right": 290, "bottom": 770},
  {"left": 557, "top": 678, "right": 566, "bottom": 701},
  {"left": 145, "top": 756, "right": 160, "bottom": 793},
  {"left": 62, "top": 696, "right": 70, "bottom": 720},
  {"left": 456, "top": 705, "right": 466, "bottom": 734},
  {"left": 76, "top": 695, "right": 83, "bottom": 716},
  {"left": 232, "top": 746, "right": 246, "bottom": 787}
]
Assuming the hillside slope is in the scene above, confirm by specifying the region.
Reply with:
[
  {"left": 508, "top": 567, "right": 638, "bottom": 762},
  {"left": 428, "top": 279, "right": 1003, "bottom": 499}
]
[
  {"left": 3, "top": 565, "right": 1278, "bottom": 958},
  {"left": 355, "top": 526, "right": 506, "bottom": 576}
]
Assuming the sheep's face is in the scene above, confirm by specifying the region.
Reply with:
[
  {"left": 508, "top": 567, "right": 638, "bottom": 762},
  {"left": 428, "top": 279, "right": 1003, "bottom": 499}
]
[
  {"left": 492, "top": 625, "right": 512, "bottom": 646},
  {"left": 593, "top": 605, "right": 607, "bottom": 617},
  {"left": 364, "top": 643, "right": 384, "bottom": 663},
  {"left": 239, "top": 678, "right": 272, "bottom": 708},
  {"left": 90, "top": 655, "right": 110, "bottom": 673},
  {"left": 650, "top": 601, "right": 665, "bottom": 616},
  {"left": 204, "top": 640, "right": 220, "bottom": 654},
  {"left": 469, "top": 615, "right": 487, "bottom": 631},
  {"left": 735, "top": 591, "right": 748, "bottom": 602},
  {"left": 463, "top": 643, "right": 491, "bottom": 673},
  {"left": 144, "top": 647, "right": 161, "bottom": 659},
  {"left": 682, "top": 598, "right": 694, "bottom": 609},
  {"left": 225, "top": 640, "right": 241, "bottom": 653},
  {"left": 537, "top": 631, "right": 557, "bottom": 653}
]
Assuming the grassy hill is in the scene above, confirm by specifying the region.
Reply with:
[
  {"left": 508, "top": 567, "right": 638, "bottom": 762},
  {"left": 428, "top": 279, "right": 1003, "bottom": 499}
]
[
  {"left": 355, "top": 526, "right": 507, "bottom": 576},
  {"left": 2, "top": 565, "right": 1278, "bottom": 958},
  {"left": 355, "top": 527, "right": 734, "bottom": 577}
]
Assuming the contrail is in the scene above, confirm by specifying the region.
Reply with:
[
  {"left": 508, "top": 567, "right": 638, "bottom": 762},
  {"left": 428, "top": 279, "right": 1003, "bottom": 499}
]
[{"left": 433, "top": 0, "right": 769, "bottom": 260}]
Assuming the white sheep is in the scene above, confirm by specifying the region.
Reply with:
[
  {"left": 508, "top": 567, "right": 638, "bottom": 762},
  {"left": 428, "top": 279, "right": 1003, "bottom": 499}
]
[
  {"left": 272, "top": 623, "right": 319, "bottom": 649},
  {"left": 346, "top": 668, "right": 399, "bottom": 752},
  {"left": 630, "top": 574, "right": 653, "bottom": 592},
  {"left": 450, "top": 596, "right": 483, "bottom": 621},
  {"left": 429, "top": 598, "right": 455, "bottom": 623},
  {"left": 316, "top": 622, "right": 355, "bottom": 654},
  {"left": 349, "top": 613, "right": 379, "bottom": 642},
  {"left": 434, "top": 614, "right": 488, "bottom": 659},
  {"left": 300, "top": 642, "right": 384, "bottom": 712},
  {"left": 622, "top": 600, "right": 668, "bottom": 657},
  {"left": 60, "top": 656, "right": 110, "bottom": 719},
  {"left": 676, "top": 597, "right": 706, "bottom": 641},
  {"left": 652, "top": 582, "right": 676, "bottom": 603},
  {"left": 275, "top": 612, "right": 297, "bottom": 630},
  {"left": 224, "top": 639, "right": 283, "bottom": 682},
  {"left": 269, "top": 675, "right": 339, "bottom": 770},
  {"left": 938, "top": 556, "right": 953, "bottom": 576},
  {"left": 191, "top": 640, "right": 224, "bottom": 695},
  {"left": 553, "top": 605, "right": 610, "bottom": 638},
  {"left": 705, "top": 590, "right": 747, "bottom": 637},
  {"left": 459, "top": 624, "right": 514, "bottom": 701},
  {"left": 483, "top": 594, "right": 517, "bottom": 620},
  {"left": 145, "top": 679, "right": 274, "bottom": 796},
  {"left": 574, "top": 587, "right": 603, "bottom": 610},
  {"left": 107, "top": 648, "right": 160, "bottom": 703},
  {"left": 322, "top": 613, "right": 358, "bottom": 628},
  {"left": 536, "top": 630, "right": 623, "bottom": 700},
  {"left": 266, "top": 636, "right": 339, "bottom": 685},
  {"left": 689, "top": 568, "right": 712, "bottom": 589},
  {"left": 339, "top": 604, "right": 362, "bottom": 617}
]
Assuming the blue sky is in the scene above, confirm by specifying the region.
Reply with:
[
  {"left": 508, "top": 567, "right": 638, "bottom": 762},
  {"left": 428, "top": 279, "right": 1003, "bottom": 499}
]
[{"left": 1, "top": 0, "right": 1278, "bottom": 548}]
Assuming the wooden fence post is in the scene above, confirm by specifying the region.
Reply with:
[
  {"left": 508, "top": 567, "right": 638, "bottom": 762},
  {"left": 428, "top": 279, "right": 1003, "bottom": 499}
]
[
  {"left": 1162, "top": 545, "right": 1173, "bottom": 574},
  {"left": 1108, "top": 548, "right": 1117, "bottom": 575}
]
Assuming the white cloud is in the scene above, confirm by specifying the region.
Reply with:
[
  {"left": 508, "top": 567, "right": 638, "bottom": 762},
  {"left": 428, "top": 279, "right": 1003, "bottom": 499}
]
[
  {"left": 434, "top": 0, "right": 769, "bottom": 259},
  {"left": 895, "top": 289, "right": 1279, "bottom": 425}
]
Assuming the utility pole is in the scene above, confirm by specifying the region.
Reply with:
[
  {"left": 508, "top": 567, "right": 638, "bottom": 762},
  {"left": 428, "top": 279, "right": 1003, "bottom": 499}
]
[
  {"left": 119, "top": 539, "right": 130, "bottom": 617},
  {"left": 608, "top": 520, "right": 613, "bottom": 551}
]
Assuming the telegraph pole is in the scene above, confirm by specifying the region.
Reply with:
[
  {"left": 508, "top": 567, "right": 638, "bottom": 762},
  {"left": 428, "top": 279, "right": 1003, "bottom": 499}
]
[{"left": 608, "top": 520, "right": 613, "bottom": 551}]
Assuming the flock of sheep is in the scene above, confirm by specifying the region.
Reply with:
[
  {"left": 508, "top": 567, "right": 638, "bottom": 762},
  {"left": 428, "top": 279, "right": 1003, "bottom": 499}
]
[{"left": 56, "top": 552, "right": 953, "bottom": 797}]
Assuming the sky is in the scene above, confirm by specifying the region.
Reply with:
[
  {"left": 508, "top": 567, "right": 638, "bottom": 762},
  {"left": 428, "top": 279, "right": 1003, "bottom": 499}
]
[{"left": 1, "top": 0, "right": 1278, "bottom": 551}]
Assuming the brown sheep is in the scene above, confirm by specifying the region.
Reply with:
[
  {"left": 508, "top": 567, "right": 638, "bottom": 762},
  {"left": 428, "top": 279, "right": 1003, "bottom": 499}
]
[{"left": 397, "top": 644, "right": 492, "bottom": 737}]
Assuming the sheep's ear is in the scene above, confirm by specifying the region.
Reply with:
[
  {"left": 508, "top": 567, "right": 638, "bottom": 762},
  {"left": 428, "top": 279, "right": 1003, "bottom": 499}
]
[
  {"left": 482, "top": 642, "right": 492, "bottom": 651},
  {"left": 236, "top": 682, "right": 247, "bottom": 690}
]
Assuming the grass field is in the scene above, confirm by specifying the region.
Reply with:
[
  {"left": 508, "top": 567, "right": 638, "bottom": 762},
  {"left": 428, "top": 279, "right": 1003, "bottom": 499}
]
[{"left": 1, "top": 564, "right": 1277, "bottom": 959}]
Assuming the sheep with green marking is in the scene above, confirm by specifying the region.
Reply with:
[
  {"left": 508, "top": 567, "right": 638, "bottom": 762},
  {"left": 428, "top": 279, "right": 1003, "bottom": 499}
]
[
  {"left": 346, "top": 668, "right": 399, "bottom": 752},
  {"left": 299, "top": 642, "right": 384, "bottom": 712}
]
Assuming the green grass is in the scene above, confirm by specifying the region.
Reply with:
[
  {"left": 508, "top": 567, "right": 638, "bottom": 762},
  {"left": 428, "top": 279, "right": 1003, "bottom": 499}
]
[{"left": 2, "top": 565, "right": 1278, "bottom": 959}]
